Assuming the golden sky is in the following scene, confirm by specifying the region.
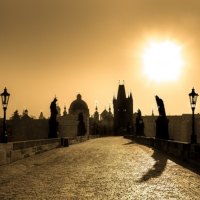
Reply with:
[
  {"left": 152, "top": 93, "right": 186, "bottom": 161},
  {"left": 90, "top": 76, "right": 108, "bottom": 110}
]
[{"left": 0, "top": 0, "right": 200, "bottom": 118}]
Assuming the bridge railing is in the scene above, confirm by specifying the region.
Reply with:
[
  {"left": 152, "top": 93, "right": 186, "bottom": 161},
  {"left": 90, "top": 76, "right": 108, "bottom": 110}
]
[
  {"left": 124, "top": 135, "right": 200, "bottom": 168},
  {"left": 0, "top": 135, "right": 100, "bottom": 166}
]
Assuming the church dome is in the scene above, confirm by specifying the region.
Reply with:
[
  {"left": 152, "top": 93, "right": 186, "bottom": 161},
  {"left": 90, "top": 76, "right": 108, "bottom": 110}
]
[{"left": 69, "top": 94, "right": 89, "bottom": 114}]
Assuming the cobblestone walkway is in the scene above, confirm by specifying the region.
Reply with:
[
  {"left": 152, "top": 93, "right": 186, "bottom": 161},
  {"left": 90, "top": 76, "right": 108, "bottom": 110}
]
[{"left": 0, "top": 137, "right": 200, "bottom": 199}]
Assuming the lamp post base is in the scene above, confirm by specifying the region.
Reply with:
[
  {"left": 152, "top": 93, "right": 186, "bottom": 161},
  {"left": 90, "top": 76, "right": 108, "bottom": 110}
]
[{"left": 155, "top": 116, "right": 169, "bottom": 140}]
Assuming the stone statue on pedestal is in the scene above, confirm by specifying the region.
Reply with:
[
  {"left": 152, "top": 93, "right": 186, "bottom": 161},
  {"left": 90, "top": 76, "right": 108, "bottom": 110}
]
[
  {"left": 48, "top": 98, "right": 58, "bottom": 138},
  {"left": 155, "top": 96, "right": 169, "bottom": 140},
  {"left": 77, "top": 112, "right": 86, "bottom": 136},
  {"left": 135, "top": 109, "right": 144, "bottom": 136}
]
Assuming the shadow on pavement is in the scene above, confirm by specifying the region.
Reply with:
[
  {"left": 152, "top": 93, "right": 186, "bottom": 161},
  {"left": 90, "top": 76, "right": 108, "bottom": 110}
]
[
  {"left": 167, "top": 154, "right": 200, "bottom": 176},
  {"left": 138, "top": 149, "right": 167, "bottom": 182}
]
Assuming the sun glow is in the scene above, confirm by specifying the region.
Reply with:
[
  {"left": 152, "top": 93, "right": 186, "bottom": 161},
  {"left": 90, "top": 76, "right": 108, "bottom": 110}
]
[{"left": 142, "top": 40, "right": 184, "bottom": 83}]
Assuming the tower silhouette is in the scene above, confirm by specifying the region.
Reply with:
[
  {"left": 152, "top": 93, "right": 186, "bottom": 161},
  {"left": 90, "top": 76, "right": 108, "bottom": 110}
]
[{"left": 113, "top": 83, "right": 133, "bottom": 135}]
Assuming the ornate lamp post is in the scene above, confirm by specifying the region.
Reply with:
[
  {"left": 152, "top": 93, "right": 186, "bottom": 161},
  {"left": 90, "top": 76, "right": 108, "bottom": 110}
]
[
  {"left": 189, "top": 88, "right": 198, "bottom": 143},
  {"left": 0, "top": 88, "right": 10, "bottom": 143}
]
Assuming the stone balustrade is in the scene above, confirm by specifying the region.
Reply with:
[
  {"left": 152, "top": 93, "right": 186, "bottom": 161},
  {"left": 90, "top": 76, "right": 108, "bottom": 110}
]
[
  {"left": 0, "top": 135, "right": 100, "bottom": 166},
  {"left": 124, "top": 135, "right": 200, "bottom": 167},
  {"left": 0, "top": 138, "right": 61, "bottom": 166}
]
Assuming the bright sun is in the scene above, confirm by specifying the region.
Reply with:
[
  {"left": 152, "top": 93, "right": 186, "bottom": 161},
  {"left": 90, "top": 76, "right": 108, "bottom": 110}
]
[{"left": 142, "top": 40, "right": 184, "bottom": 83}]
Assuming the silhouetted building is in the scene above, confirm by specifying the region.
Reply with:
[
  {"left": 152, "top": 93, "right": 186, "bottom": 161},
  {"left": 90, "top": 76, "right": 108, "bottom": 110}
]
[
  {"left": 100, "top": 106, "right": 114, "bottom": 135},
  {"left": 39, "top": 112, "right": 45, "bottom": 120},
  {"left": 8, "top": 109, "right": 49, "bottom": 142},
  {"left": 69, "top": 94, "right": 89, "bottom": 116},
  {"left": 21, "top": 109, "right": 32, "bottom": 120},
  {"left": 11, "top": 110, "right": 21, "bottom": 120},
  {"left": 89, "top": 105, "right": 99, "bottom": 135},
  {"left": 56, "top": 105, "right": 61, "bottom": 117},
  {"left": 93, "top": 105, "right": 100, "bottom": 123},
  {"left": 63, "top": 106, "right": 67, "bottom": 116},
  {"left": 89, "top": 105, "right": 114, "bottom": 136},
  {"left": 58, "top": 94, "right": 89, "bottom": 137},
  {"left": 113, "top": 84, "right": 133, "bottom": 135}
]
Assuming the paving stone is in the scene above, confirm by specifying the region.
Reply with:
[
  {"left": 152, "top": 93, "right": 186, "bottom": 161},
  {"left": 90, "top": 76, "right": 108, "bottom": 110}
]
[{"left": 0, "top": 137, "right": 200, "bottom": 199}]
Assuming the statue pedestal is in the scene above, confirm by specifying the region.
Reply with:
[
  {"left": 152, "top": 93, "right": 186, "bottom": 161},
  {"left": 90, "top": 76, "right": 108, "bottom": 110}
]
[
  {"left": 155, "top": 117, "right": 169, "bottom": 140},
  {"left": 136, "top": 119, "right": 144, "bottom": 136},
  {"left": 48, "top": 118, "right": 58, "bottom": 138}
]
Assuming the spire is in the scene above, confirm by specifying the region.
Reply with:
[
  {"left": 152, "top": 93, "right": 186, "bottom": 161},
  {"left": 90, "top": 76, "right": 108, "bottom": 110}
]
[
  {"left": 113, "top": 92, "right": 116, "bottom": 101},
  {"left": 130, "top": 92, "right": 133, "bottom": 99},
  {"left": 94, "top": 104, "right": 99, "bottom": 121},
  {"left": 95, "top": 100, "right": 98, "bottom": 111},
  {"left": 152, "top": 109, "right": 154, "bottom": 116},
  {"left": 109, "top": 105, "right": 111, "bottom": 113},
  {"left": 63, "top": 105, "right": 67, "bottom": 116},
  {"left": 77, "top": 94, "right": 82, "bottom": 100},
  {"left": 39, "top": 112, "right": 45, "bottom": 119},
  {"left": 95, "top": 103, "right": 98, "bottom": 113},
  {"left": 117, "top": 84, "right": 126, "bottom": 100}
]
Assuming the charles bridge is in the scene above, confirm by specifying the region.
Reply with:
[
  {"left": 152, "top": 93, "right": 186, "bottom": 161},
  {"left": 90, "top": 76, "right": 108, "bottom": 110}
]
[{"left": 0, "top": 87, "right": 200, "bottom": 199}]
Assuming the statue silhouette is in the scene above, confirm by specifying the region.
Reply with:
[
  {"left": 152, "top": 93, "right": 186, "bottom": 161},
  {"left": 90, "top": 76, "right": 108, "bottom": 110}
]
[
  {"left": 155, "top": 95, "right": 166, "bottom": 117},
  {"left": 135, "top": 109, "right": 144, "bottom": 136},
  {"left": 48, "top": 98, "right": 58, "bottom": 138},
  {"left": 77, "top": 112, "right": 86, "bottom": 136},
  {"left": 50, "top": 98, "right": 58, "bottom": 119},
  {"left": 155, "top": 96, "right": 169, "bottom": 140}
]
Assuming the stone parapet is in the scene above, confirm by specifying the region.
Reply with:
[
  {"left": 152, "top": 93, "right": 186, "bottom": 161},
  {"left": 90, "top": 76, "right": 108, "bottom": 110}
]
[
  {"left": 143, "top": 114, "right": 200, "bottom": 143},
  {"left": 190, "top": 144, "right": 200, "bottom": 166},
  {"left": 0, "top": 138, "right": 61, "bottom": 166},
  {"left": 125, "top": 135, "right": 200, "bottom": 167},
  {"left": 0, "top": 135, "right": 100, "bottom": 166}
]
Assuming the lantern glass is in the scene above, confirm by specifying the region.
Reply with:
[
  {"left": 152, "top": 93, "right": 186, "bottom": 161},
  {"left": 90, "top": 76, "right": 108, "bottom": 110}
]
[
  {"left": 0, "top": 88, "right": 10, "bottom": 109},
  {"left": 189, "top": 88, "right": 198, "bottom": 109}
]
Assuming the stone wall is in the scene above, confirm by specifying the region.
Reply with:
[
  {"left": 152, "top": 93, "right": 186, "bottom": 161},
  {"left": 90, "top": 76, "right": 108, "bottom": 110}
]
[
  {"left": 0, "top": 138, "right": 61, "bottom": 165},
  {"left": 125, "top": 135, "right": 200, "bottom": 167},
  {"left": 0, "top": 113, "right": 90, "bottom": 142},
  {"left": 0, "top": 118, "right": 49, "bottom": 142},
  {"left": 0, "top": 135, "right": 100, "bottom": 166},
  {"left": 58, "top": 114, "right": 90, "bottom": 138},
  {"left": 58, "top": 115, "right": 78, "bottom": 138},
  {"left": 9, "top": 119, "right": 49, "bottom": 141},
  {"left": 143, "top": 114, "right": 200, "bottom": 143}
]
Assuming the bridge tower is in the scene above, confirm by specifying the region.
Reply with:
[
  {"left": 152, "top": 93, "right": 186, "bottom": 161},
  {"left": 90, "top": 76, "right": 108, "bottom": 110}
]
[{"left": 113, "top": 83, "right": 133, "bottom": 135}]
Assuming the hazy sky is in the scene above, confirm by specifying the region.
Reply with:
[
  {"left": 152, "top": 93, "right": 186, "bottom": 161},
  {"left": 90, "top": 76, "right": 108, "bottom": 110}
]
[{"left": 0, "top": 0, "right": 200, "bottom": 118}]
